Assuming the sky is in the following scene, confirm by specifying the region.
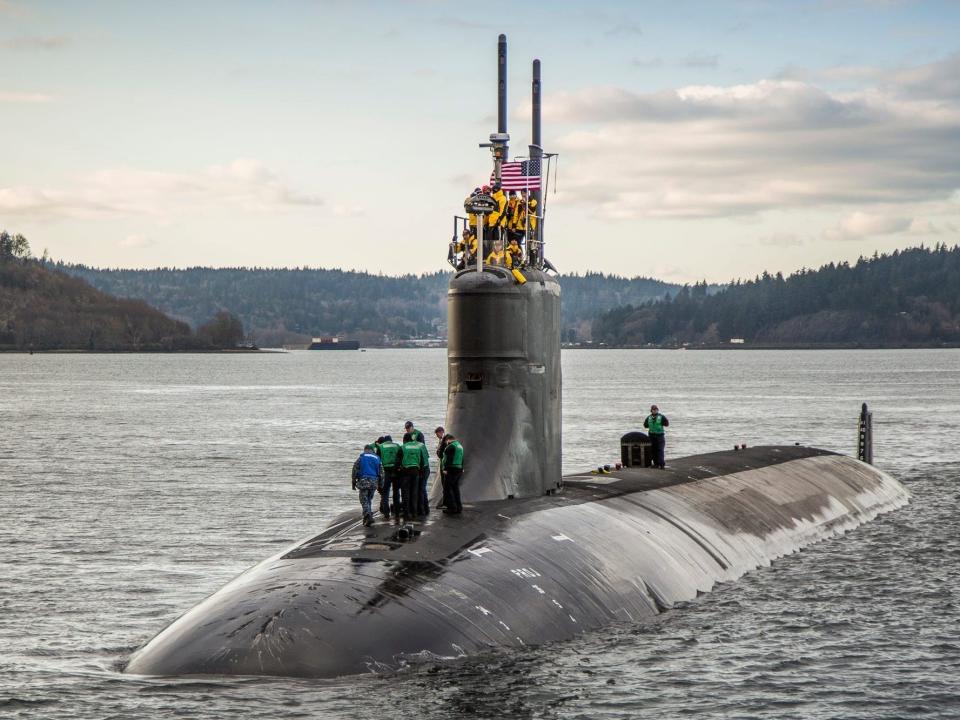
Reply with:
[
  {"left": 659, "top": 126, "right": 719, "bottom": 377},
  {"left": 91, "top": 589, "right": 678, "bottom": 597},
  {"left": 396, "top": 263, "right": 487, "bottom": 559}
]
[{"left": 1, "top": 0, "right": 959, "bottom": 284}]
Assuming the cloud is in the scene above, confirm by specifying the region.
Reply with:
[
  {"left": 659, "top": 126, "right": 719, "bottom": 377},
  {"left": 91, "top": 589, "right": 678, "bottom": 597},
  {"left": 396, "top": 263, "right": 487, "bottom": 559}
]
[
  {"left": 631, "top": 57, "right": 663, "bottom": 69},
  {"left": 887, "top": 52, "right": 960, "bottom": 100},
  {"left": 604, "top": 22, "right": 643, "bottom": 37},
  {"left": 332, "top": 204, "right": 365, "bottom": 218},
  {"left": 822, "top": 212, "right": 912, "bottom": 241},
  {"left": 118, "top": 234, "right": 155, "bottom": 249},
  {"left": 759, "top": 232, "right": 805, "bottom": 247},
  {"left": 776, "top": 63, "right": 885, "bottom": 84},
  {"left": 448, "top": 173, "right": 473, "bottom": 187},
  {"left": 0, "top": 0, "right": 26, "bottom": 16},
  {"left": 536, "top": 52, "right": 960, "bottom": 220},
  {"left": 907, "top": 217, "right": 958, "bottom": 235},
  {"left": 2, "top": 35, "right": 70, "bottom": 50},
  {"left": 680, "top": 53, "right": 720, "bottom": 68},
  {"left": 0, "top": 91, "right": 52, "bottom": 103},
  {"left": 0, "top": 159, "right": 323, "bottom": 219}
]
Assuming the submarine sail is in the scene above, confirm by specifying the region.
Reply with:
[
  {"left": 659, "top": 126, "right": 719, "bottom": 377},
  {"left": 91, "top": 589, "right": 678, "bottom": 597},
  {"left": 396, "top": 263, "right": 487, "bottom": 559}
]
[{"left": 124, "top": 36, "right": 909, "bottom": 679}]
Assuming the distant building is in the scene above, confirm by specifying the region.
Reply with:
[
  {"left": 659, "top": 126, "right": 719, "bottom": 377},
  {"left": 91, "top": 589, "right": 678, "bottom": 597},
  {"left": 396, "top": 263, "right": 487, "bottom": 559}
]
[{"left": 729, "top": 338, "right": 745, "bottom": 344}]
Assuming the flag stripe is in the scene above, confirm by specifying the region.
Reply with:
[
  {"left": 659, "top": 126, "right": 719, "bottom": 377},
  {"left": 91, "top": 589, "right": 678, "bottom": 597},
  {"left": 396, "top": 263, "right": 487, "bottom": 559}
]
[{"left": 490, "top": 160, "right": 542, "bottom": 191}]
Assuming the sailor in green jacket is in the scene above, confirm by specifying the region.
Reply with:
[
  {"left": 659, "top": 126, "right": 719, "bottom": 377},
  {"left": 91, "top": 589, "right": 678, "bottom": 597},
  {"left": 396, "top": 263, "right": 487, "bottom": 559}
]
[
  {"left": 398, "top": 435, "right": 430, "bottom": 520},
  {"left": 441, "top": 433, "right": 464, "bottom": 514},
  {"left": 375, "top": 435, "right": 402, "bottom": 518},
  {"left": 643, "top": 404, "right": 670, "bottom": 469}
]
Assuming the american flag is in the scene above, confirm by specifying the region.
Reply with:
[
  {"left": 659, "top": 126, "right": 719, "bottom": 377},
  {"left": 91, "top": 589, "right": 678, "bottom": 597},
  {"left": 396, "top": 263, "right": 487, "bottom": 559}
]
[{"left": 490, "top": 159, "right": 541, "bottom": 191}]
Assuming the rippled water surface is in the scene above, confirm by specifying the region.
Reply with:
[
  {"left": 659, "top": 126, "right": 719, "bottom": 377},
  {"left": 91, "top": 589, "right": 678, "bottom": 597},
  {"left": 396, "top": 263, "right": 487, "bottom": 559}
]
[{"left": 2, "top": 349, "right": 959, "bottom": 719}]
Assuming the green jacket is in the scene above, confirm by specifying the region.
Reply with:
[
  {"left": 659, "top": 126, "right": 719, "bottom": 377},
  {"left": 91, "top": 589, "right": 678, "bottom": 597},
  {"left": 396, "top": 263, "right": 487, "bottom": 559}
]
[
  {"left": 442, "top": 440, "right": 464, "bottom": 469},
  {"left": 644, "top": 413, "right": 669, "bottom": 435},
  {"left": 400, "top": 440, "right": 429, "bottom": 470},
  {"left": 376, "top": 441, "right": 401, "bottom": 469}
]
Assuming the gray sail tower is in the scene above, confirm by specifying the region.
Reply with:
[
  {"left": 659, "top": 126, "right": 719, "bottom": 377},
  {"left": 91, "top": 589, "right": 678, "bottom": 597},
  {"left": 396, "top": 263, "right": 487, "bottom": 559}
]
[{"left": 445, "top": 48, "right": 561, "bottom": 502}]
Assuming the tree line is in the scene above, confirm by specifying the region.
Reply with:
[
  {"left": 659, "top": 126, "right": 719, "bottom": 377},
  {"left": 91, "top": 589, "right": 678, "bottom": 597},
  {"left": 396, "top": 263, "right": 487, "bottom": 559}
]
[
  {"left": 60, "top": 264, "right": 680, "bottom": 346},
  {"left": 592, "top": 245, "right": 960, "bottom": 348}
]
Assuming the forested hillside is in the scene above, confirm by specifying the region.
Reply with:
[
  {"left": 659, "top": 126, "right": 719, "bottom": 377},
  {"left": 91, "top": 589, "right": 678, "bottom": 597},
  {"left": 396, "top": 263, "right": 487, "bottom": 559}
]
[
  {"left": 61, "top": 265, "right": 679, "bottom": 346},
  {"left": 1, "top": 231, "right": 245, "bottom": 351},
  {"left": 0, "top": 261, "right": 196, "bottom": 351},
  {"left": 592, "top": 245, "right": 960, "bottom": 348}
]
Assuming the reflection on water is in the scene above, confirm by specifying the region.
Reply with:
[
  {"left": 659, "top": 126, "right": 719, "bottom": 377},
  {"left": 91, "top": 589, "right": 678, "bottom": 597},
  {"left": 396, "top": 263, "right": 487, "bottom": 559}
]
[{"left": 1, "top": 349, "right": 959, "bottom": 719}]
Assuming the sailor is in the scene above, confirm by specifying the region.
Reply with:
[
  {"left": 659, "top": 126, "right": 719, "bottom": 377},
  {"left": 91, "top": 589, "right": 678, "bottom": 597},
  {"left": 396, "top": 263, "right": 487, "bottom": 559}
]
[
  {"left": 375, "top": 434, "right": 402, "bottom": 517},
  {"left": 351, "top": 444, "right": 383, "bottom": 526},
  {"left": 485, "top": 238, "right": 507, "bottom": 267},
  {"left": 403, "top": 420, "right": 424, "bottom": 444},
  {"left": 506, "top": 191, "right": 522, "bottom": 244},
  {"left": 465, "top": 187, "right": 481, "bottom": 233},
  {"left": 455, "top": 227, "right": 477, "bottom": 269},
  {"left": 524, "top": 196, "right": 539, "bottom": 263},
  {"left": 526, "top": 196, "right": 538, "bottom": 234},
  {"left": 441, "top": 433, "right": 464, "bottom": 514},
  {"left": 487, "top": 182, "right": 507, "bottom": 242},
  {"left": 643, "top": 404, "right": 670, "bottom": 469},
  {"left": 398, "top": 433, "right": 430, "bottom": 519},
  {"left": 435, "top": 426, "right": 449, "bottom": 509},
  {"left": 505, "top": 237, "right": 523, "bottom": 269}
]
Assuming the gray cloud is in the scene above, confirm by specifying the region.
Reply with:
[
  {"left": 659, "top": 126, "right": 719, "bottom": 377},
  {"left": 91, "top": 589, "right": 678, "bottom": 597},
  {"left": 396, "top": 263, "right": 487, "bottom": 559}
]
[
  {"left": 631, "top": 57, "right": 663, "bottom": 68},
  {"left": 118, "top": 234, "right": 155, "bottom": 249},
  {"left": 539, "top": 53, "right": 960, "bottom": 221},
  {"left": 0, "top": 159, "right": 323, "bottom": 219},
  {"left": 822, "top": 212, "right": 912, "bottom": 241},
  {"left": 681, "top": 53, "right": 720, "bottom": 68},
  {"left": 759, "top": 232, "right": 806, "bottom": 247},
  {"left": 888, "top": 52, "right": 960, "bottom": 100},
  {"left": 604, "top": 21, "right": 643, "bottom": 37}
]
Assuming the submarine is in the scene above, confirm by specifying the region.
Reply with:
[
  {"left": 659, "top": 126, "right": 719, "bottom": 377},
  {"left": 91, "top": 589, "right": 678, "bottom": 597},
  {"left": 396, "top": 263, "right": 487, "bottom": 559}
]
[{"left": 125, "top": 36, "right": 909, "bottom": 679}]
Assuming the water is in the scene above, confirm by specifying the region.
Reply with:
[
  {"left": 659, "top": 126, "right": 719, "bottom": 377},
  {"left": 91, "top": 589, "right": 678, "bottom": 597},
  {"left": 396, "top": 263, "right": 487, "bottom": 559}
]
[{"left": 2, "top": 349, "right": 959, "bottom": 719}]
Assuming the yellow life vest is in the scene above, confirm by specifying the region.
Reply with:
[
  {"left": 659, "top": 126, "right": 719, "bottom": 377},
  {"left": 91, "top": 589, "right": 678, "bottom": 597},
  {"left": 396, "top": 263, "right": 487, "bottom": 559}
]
[{"left": 485, "top": 249, "right": 506, "bottom": 266}]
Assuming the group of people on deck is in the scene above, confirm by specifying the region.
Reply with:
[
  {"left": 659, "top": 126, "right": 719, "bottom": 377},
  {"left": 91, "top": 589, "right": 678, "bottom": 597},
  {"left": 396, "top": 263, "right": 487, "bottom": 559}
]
[
  {"left": 351, "top": 421, "right": 465, "bottom": 526},
  {"left": 454, "top": 182, "right": 538, "bottom": 270}
]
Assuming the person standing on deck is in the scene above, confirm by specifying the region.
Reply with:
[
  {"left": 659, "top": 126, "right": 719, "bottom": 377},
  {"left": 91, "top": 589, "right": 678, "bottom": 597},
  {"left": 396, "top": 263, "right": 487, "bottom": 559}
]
[
  {"left": 435, "top": 426, "right": 449, "bottom": 509},
  {"left": 351, "top": 444, "right": 383, "bottom": 527},
  {"left": 643, "top": 405, "right": 670, "bottom": 469},
  {"left": 403, "top": 420, "right": 425, "bottom": 444},
  {"left": 487, "top": 183, "right": 507, "bottom": 243},
  {"left": 441, "top": 434, "right": 464, "bottom": 514},
  {"left": 398, "top": 433, "right": 430, "bottom": 519},
  {"left": 375, "top": 435, "right": 401, "bottom": 518},
  {"left": 505, "top": 191, "right": 522, "bottom": 245}
]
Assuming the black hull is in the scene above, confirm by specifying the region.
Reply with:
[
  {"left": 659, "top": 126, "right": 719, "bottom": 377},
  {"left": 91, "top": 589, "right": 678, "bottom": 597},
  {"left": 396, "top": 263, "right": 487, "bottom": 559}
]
[{"left": 125, "top": 445, "right": 908, "bottom": 678}]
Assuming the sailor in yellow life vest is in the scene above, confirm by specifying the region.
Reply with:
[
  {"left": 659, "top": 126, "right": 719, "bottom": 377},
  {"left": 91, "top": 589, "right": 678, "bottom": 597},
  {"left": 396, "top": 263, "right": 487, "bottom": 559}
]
[
  {"left": 505, "top": 237, "right": 523, "bottom": 269},
  {"left": 487, "top": 183, "right": 507, "bottom": 242},
  {"left": 464, "top": 186, "right": 482, "bottom": 233},
  {"left": 505, "top": 191, "right": 522, "bottom": 244},
  {"left": 485, "top": 238, "right": 507, "bottom": 267},
  {"left": 455, "top": 227, "right": 477, "bottom": 269},
  {"left": 526, "top": 197, "right": 538, "bottom": 235}
]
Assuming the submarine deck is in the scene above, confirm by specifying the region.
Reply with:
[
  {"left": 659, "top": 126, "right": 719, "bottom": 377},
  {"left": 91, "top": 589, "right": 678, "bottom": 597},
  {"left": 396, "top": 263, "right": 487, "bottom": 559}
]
[
  {"left": 285, "top": 445, "right": 835, "bottom": 564},
  {"left": 125, "top": 443, "right": 906, "bottom": 678}
]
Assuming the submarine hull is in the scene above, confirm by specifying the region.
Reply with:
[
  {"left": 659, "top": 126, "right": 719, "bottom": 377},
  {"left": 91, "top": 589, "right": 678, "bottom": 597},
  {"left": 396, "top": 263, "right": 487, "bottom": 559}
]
[{"left": 125, "top": 446, "right": 908, "bottom": 678}]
